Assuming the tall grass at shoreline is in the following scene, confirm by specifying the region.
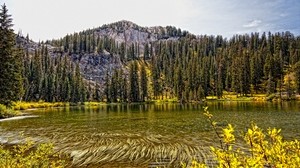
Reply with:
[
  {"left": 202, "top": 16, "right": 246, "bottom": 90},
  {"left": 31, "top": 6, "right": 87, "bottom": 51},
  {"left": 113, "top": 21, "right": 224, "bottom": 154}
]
[
  {"left": 12, "top": 101, "right": 69, "bottom": 110},
  {"left": 0, "top": 104, "right": 20, "bottom": 118}
]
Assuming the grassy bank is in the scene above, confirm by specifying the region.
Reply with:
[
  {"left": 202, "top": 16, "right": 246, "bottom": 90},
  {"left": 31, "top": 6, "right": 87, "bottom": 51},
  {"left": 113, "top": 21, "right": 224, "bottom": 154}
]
[
  {"left": 12, "top": 101, "right": 70, "bottom": 111},
  {"left": 1, "top": 102, "right": 70, "bottom": 118},
  {"left": 206, "top": 92, "right": 267, "bottom": 101},
  {"left": 0, "top": 104, "right": 20, "bottom": 119}
]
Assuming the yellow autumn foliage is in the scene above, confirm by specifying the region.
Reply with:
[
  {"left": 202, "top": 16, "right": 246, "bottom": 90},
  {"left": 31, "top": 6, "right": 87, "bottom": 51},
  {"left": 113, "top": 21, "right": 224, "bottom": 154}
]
[
  {"left": 0, "top": 140, "right": 65, "bottom": 168},
  {"left": 187, "top": 108, "right": 300, "bottom": 168}
]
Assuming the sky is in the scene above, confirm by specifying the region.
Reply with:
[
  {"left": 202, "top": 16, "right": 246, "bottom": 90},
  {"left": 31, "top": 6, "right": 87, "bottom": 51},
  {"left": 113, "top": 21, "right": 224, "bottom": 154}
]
[{"left": 1, "top": 0, "right": 300, "bottom": 41}]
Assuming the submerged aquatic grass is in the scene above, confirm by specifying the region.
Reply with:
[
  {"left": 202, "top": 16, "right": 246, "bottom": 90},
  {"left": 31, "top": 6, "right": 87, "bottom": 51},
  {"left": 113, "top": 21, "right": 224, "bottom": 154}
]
[{"left": 51, "top": 132, "right": 214, "bottom": 167}]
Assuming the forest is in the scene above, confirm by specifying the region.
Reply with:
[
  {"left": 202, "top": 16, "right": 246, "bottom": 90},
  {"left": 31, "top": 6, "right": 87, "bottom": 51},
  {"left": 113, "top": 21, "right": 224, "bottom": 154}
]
[
  {"left": 1, "top": 3, "right": 300, "bottom": 105},
  {"left": 46, "top": 28, "right": 300, "bottom": 103},
  {"left": 1, "top": 3, "right": 300, "bottom": 168}
]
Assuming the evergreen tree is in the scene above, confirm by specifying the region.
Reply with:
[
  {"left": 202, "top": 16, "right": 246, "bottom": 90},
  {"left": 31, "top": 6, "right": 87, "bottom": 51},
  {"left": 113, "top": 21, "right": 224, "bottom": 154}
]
[
  {"left": 71, "top": 63, "right": 82, "bottom": 103},
  {"left": 294, "top": 61, "right": 300, "bottom": 94},
  {"left": 121, "top": 75, "right": 128, "bottom": 102},
  {"left": 94, "top": 83, "right": 101, "bottom": 101},
  {"left": 144, "top": 43, "right": 149, "bottom": 61},
  {"left": 104, "top": 71, "right": 111, "bottom": 103},
  {"left": 129, "top": 61, "right": 140, "bottom": 102},
  {"left": 0, "top": 4, "right": 23, "bottom": 106},
  {"left": 140, "top": 65, "right": 148, "bottom": 101},
  {"left": 119, "top": 42, "right": 126, "bottom": 62},
  {"left": 110, "top": 70, "right": 119, "bottom": 102}
]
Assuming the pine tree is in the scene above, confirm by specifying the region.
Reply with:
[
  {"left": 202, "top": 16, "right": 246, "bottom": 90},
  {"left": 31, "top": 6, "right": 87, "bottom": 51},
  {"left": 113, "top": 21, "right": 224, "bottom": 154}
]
[
  {"left": 110, "top": 70, "right": 119, "bottom": 102},
  {"left": 174, "top": 65, "right": 184, "bottom": 102},
  {"left": 144, "top": 43, "right": 149, "bottom": 61},
  {"left": 119, "top": 42, "right": 126, "bottom": 62},
  {"left": 104, "top": 71, "right": 111, "bottom": 103},
  {"left": 94, "top": 83, "right": 101, "bottom": 101},
  {"left": 0, "top": 4, "right": 23, "bottom": 106},
  {"left": 294, "top": 61, "right": 300, "bottom": 94},
  {"left": 129, "top": 61, "right": 140, "bottom": 102},
  {"left": 140, "top": 65, "right": 148, "bottom": 101},
  {"left": 61, "top": 56, "right": 71, "bottom": 101},
  {"left": 71, "top": 63, "right": 82, "bottom": 103}
]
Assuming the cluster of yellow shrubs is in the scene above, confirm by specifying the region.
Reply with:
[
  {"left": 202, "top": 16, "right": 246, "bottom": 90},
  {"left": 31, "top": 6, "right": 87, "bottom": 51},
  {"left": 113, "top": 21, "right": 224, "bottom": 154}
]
[
  {"left": 186, "top": 108, "right": 300, "bottom": 168},
  {"left": 13, "top": 101, "right": 68, "bottom": 110},
  {"left": 0, "top": 140, "right": 65, "bottom": 168}
]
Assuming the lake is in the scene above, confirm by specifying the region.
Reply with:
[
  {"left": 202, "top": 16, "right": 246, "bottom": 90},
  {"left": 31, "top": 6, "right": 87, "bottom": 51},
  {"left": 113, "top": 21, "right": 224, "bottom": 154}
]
[{"left": 0, "top": 101, "right": 300, "bottom": 167}]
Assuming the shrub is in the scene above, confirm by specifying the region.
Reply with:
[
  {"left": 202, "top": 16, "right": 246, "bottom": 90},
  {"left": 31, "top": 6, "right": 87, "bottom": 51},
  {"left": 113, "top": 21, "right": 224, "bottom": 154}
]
[
  {"left": 0, "top": 104, "right": 19, "bottom": 118},
  {"left": 186, "top": 108, "right": 300, "bottom": 168},
  {"left": 12, "top": 102, "right": 69, "bottom": 111},
  {"left": 0, "top": 140, "right": 65, "bottom": 168}
]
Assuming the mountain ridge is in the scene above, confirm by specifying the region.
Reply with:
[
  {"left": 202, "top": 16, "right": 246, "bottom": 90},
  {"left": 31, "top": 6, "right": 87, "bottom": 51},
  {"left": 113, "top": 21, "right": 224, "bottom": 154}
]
[
  {"left": 16, "top": 20, "right": 300, "bottom": 103},
  {"left": 25, "top": 20, "right": 190, "bottom": 86}
]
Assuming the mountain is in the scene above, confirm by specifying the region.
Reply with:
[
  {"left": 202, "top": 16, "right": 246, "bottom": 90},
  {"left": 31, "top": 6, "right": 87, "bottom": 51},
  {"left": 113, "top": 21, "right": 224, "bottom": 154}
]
[
  {"left": 16, "top": 20, "right": 189, "bottom": 94},
  {"left": 16, "top": 21, "right": 300, "bottom": 103},
  {"left": 41, "top": 20, "right": 188, "bottom": 84}
]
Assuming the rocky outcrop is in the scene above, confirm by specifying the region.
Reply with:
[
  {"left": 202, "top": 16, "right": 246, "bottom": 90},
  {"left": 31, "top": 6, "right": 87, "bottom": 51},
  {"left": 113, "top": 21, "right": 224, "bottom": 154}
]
[
  {"left": 95, "top": 20, "right": 168, "bottom": 45},
  {"left": 70, "top": 51, "right": 125, "bottom": 84},
  {"left": 16, "top": 35, "right": 54, "bottom": 54}
]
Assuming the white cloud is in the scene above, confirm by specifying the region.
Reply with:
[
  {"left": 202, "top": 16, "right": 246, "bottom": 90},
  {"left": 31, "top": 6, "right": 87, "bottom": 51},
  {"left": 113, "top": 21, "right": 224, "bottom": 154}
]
[{"left": 243, "top": 20, "right": 262, "bottom": 28}]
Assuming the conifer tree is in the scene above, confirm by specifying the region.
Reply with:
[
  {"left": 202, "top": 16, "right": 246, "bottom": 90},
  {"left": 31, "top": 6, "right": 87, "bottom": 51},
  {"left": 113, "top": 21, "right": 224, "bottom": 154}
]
[
  {"left": 140, "top": 65, "right": 148, "bottom": 101},
  {"left": 94, "top": 83, "right": 101, "bottom": 101},
  {"left": 129, "top": 61, "right": 139, "bottom": 102},
  {"left": 0, "top": 4, "right": 23, "bottom": 106},
  {"left": 294, "top": 61, "right": 300, "bottom": 94},
  {"left": 104, "top": 71, "right": 111, "bottom": 103},
  {"left": 144, "top": 43, "right": 149, "bottom": 61}
]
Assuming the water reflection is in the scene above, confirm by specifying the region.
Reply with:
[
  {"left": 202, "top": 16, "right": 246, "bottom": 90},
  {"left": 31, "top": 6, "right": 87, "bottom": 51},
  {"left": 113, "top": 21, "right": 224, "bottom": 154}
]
[{"left": 0, "top": 101, "right": 299, "bottom": 166}]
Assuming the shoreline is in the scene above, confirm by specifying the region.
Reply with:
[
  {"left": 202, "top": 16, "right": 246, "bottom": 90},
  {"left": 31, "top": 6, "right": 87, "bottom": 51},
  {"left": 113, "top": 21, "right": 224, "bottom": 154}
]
[
  {"left": 1, "top": 97, "right": 299, "bottom": 120},
  {"left": 0, "top": 115, "right": 39, "bottom": 122}
]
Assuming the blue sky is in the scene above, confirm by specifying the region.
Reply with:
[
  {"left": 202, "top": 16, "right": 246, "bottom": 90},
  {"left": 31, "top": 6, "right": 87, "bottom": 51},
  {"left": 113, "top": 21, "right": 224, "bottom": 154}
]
[{"left": 2, "top": 0, "right": 300, "bottom": 41}]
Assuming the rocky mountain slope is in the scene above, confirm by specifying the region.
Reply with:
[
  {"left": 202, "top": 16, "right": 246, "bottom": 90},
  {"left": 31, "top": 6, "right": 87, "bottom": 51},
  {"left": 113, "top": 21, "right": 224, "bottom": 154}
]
[
  {"left": 18, "top": 20, "right": 187, "bottom": 86},
  {"left": 93, "top": 20, "right": 183, "bottom": 44}
]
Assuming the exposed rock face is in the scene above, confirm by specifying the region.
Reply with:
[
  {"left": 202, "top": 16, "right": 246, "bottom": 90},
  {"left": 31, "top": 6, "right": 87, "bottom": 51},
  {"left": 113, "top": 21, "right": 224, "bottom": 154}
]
[
  {"left": 70, "top": 51, "right": 124, "bottom": 83},
  {"left": 16, "top": 35, "right": 41, "bottom": 53},
  {"left": 94, "top": 20, "right": 168, "bottom": 45},
  {"left": 66, "top": 21, "right": 183, "bottom": 86}
]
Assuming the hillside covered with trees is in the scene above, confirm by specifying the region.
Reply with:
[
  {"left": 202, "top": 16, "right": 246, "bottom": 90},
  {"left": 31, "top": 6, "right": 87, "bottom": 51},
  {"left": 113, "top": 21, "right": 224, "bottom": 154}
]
[
  {"left": 46, "top": 21, "right": 300, "bottom": 103},
  {"left": 1, "top": 4, "right": 300, "bottom": 105}
]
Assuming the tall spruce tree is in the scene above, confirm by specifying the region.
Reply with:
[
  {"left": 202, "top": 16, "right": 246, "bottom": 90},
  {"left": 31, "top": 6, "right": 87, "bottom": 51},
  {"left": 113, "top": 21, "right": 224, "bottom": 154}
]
[
  {"left": 0, "top": 4, "right": 23, "bottom": 106},
  {"left": 140, "top": 65, "right": 148, "bottom": 101},
  {"left": 294, "top": 61, "right": 300, "bottom": 94},
  {"left": 129, "top": 61, "right": 140, "bottom": 102}
]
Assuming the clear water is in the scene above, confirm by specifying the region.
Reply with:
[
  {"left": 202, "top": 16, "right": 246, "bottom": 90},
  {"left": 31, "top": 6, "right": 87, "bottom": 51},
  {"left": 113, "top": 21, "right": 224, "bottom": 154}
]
[{"left": 0, "top": 101, "right": 299, "bottom": 166}]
